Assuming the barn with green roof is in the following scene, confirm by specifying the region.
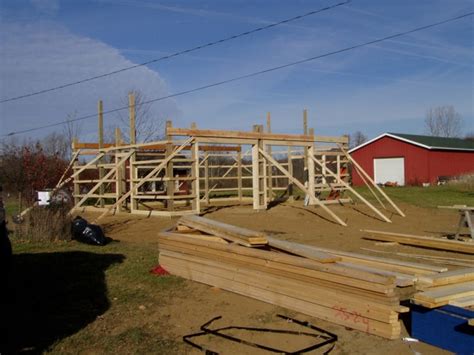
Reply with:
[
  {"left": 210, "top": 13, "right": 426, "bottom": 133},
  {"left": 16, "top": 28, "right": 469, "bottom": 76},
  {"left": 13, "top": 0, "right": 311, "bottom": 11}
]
[{"left": 349, "top": 133, "right": 474, "bottom": 186}]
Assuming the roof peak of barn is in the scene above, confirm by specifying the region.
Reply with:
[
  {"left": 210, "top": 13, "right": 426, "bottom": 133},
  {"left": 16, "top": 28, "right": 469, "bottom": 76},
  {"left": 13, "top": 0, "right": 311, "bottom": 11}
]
[{"left": 349, "top": 132, "right": 474, "bottom": 153}]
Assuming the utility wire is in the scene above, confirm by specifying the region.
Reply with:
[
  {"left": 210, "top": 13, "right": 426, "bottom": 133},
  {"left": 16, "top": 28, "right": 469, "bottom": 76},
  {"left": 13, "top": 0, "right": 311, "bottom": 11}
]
[
  {"left": 0, "top": 1, "right": 351, "bottom": 104},
  {"left": 3, "top": 11, "right": 472, "bottom": 138}
]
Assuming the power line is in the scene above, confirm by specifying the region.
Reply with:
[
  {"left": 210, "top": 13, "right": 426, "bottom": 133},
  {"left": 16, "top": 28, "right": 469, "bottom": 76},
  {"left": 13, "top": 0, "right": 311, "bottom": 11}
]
[
  {"left": 3, "top": 11, "right": 472, "bottom": 138},
  {"left": 0, "top": 1, "right": 351, "bottom": 104}
]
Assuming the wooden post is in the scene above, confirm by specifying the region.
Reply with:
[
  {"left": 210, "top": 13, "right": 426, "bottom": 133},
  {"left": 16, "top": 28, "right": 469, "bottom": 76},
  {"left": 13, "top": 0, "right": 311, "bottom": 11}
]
[
  {"left": 204, "top": 151, "right": 210, "bottom": 204},
  {"left": 129, "top": 93, "right": 137, "bottom": 211},
  {"left": 72, "top": 137, "right": 80, "bottom": 206},
  {"left": 266, "top": 112, "right": 273, "bottom": 201},
  {"left": 338, "top": 144, "right": 405, "bottom": 217},
  {"left": 129, "top": 93, "right": 136, "bottom": 145},
  {"left": 303, "top": 109, "right": 309, "bottom": 201},
  {"left": 259, "top": 148, "right": 346, "bottom": 226},
  {"left": 165, "top": 120, "right": 174, "bottom": 211},
  {"left": 98, "top": 100, "right": 105, "bottom": 208},
  {"left": 115, "top": 127, "right": 126, "bottom": 212},
  {"left": 191, "top": 141, "right": 200, "bottom": 213},
  {"left": 252, "top": 125, "right": 267, "bottom": 210},
  {"left": 237, "top": 148, "right": 242, "bottom": 203},
  {"left": 309, "top": 155, "right": 392, "bottom": 223},
  {"left": 287, "top": 146, "right": 294, "bottom": 201},
  {"left": 308, "top": 128, "right": 315, "bottom": 202}
]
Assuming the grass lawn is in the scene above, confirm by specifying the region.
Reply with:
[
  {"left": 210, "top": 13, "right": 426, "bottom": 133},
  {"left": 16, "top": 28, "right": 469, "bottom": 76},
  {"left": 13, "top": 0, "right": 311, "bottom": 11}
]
[
  {"left": 2, "top": 239, "right": 186, "bottom": 354},
  {"left": 351, "top": 184, "right": 474, "bottom": 209}
]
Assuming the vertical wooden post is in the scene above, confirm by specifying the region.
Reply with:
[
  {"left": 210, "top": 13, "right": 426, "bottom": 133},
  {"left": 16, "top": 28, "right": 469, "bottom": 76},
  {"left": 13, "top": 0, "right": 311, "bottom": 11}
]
[
  {"left": 191, "top": 141, "right": 200, "bottom": 213},
  {"left": 266, "top": 112, "right": 273, "bottom": 201},
  {"left": 252, "top": 125, "right": 267, "bottom": 210},
  {"left": 115, "top": 127, "right": 125, "bottom": 212},
  {"left": 165, "top": 120, "right": 174, "bottom": 211},
  {"left": 204, "top": 151, "right": 210, "bottom": 204},
  {"left": 303, "top": 109, "right": 309, "bottom": 201},
  {"left": 129, "top": 93, "right": 136, "bottom": 145},
  {"left": 129, "top": 93, "right": 137, "bottom": 211},
  {"left": 322, "top": 154, "right": 327, "bottom": 185},
  {"left": 308, "top": 128, "right": 315, "bottom": 204},
  {"left": 237, "top": 148, "right": 242, "bottom": 203},
  {"left": 72, "top": 137, "right": 80, "bottom": 206},
  {"left": 98, "top": 100, "right": 105, "bottom": 208},
  {"left": 287, "top": 146, "right": 294, "bottom": 201}
]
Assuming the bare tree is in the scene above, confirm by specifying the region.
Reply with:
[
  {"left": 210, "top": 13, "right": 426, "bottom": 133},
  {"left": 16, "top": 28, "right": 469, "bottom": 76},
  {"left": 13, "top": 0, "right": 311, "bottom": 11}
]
[
  {"left": 117, "top": 89, "right": 164, "bottom": 143},
  {"left": 62, "top": 111, "right": 82, "bottom": 158},
  {"left": 350, "top": 131, "right": 368, "bottom": 149},
  {"left": 465, "top": 132, "right": 474, "bottom": 142},
  {"left": 424, "top": 105, "right": 462, "bottom": 138}
]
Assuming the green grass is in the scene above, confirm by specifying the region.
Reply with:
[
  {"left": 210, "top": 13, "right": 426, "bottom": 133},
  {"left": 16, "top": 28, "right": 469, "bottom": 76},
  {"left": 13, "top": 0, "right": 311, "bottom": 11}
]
[
  {"left": 350, "top": 185, "right": 474, "bottom": 208},
  {"left": 2, "top": 239, "right": 185, "bottom": 354}
]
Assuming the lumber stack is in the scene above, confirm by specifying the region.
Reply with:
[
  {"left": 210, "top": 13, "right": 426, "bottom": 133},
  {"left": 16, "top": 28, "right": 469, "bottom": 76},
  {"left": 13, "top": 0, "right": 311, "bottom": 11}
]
[
  {"left": 412, "top": 268, "right": 474, "bottom": 308},
  {"left": 362, "top": 229, "right": 474, "bottom": 254},
  {"left": 157, "top": 216, "right": 448, "bottom": 339}
]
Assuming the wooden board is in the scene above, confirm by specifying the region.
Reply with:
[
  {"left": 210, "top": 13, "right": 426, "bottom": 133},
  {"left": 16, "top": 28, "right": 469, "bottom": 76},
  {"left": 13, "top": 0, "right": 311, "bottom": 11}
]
[
  {"left": 414, "top": 282, "right": 474, "bottom": 304},
  {"left": 363, "top": 229, "right": 474, "bottom": 254},
  {"left": 160, "top": 254, "right": 400, "bottom": 339},
  {"left": 266, "top": 236, "right": 340, "bottom": 264},
  {"left": 417, "top": 268, "right": 474, "bottom": 287},
  {"left": 159, "top": 232, "right": 396, "bottom": 288},
  {"left": 178, "top": 215, "right": 267, "bottom": 246}
]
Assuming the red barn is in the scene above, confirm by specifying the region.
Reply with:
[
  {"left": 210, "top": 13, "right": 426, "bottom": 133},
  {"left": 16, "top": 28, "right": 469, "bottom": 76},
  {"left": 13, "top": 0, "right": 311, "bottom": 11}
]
[{"left": 349, "top": 133, "right": 474, "bottom": 186}]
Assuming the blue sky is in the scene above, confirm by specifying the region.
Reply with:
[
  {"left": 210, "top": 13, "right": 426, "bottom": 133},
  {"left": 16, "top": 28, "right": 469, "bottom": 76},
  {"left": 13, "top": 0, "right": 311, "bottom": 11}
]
[{"left": 0, "top": 0, "right": 472, "bottom": 142}]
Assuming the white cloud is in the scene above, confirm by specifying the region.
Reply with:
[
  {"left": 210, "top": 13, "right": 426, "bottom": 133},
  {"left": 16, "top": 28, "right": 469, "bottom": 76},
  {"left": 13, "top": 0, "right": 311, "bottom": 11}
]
[{"left": 0, "top": 22, "right": 179, "bottom": 140}]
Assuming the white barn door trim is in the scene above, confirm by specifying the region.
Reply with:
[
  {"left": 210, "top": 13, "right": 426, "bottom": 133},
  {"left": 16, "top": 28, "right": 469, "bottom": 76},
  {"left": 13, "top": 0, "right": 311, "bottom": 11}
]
[{"left": 373, "top": 157, "right": 405, "bottom": 186}]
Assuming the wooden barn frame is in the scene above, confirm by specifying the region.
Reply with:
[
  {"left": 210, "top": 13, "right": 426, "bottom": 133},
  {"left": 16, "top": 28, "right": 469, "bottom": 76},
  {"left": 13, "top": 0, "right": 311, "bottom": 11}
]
[{"left": 65, "top": 94, "right": 404, "bottom": 225}]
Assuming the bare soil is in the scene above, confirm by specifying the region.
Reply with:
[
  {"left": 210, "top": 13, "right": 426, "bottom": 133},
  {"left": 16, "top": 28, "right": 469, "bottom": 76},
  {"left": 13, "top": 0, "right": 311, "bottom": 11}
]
[{"left": 80, "top": 200, "right": 470, "bottom": 354}]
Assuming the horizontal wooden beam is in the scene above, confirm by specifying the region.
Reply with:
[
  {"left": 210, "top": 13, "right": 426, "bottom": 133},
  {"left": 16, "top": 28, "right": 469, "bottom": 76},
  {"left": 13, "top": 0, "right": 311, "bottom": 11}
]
[{"left": 74, "top": 142, "right": 241, "bottom": 152}]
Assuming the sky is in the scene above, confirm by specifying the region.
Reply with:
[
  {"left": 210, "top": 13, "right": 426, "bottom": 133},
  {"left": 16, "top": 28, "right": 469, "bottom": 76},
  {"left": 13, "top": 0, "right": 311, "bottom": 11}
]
[{"left": 0, "top": 0, "right": 473, "bottom": 143}]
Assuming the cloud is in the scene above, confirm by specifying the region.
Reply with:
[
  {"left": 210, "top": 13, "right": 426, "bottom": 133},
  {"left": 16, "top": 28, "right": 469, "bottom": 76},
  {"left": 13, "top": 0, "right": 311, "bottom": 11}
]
[{"left": 0, "top": 21, "right": 179, "bottom": 140}]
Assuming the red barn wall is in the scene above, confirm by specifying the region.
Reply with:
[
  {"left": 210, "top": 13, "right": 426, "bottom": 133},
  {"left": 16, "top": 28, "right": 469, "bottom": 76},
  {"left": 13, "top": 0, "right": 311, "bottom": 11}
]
[
  {"left": 351, "top": 136, "right": 474, "bottom": 186},
  {"left": 428, "top": 150, "right": 474, "bottom": 183}
]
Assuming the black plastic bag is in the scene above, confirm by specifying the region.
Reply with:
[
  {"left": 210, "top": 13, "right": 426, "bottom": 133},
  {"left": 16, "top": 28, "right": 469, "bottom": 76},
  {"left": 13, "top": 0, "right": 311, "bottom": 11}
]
[
  {"left": 71, "top": 216, "right": 88, "bottom": 239},
  {"left": 71, "top": 217, "right": 107, "bottom": 246}
]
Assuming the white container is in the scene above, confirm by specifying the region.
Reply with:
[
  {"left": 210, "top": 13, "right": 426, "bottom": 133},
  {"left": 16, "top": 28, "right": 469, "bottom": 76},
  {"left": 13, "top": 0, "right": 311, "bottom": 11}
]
[{"left": 37, "top": 191, "right": 51, "bottom": 206}]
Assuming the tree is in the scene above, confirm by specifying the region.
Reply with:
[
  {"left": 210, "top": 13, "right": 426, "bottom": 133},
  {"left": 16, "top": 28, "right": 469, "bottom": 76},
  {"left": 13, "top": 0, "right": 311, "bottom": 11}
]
[
  {"left": 424, "top": 105, "right": 462, "bottom": 138},
  {"left": 62, "top": 111, "right": 82, "bottom": 158},
  {"left": 465, "top": 132, "right": 474, "bottom": 142},
  {"left": 117, "top": 89, "right": 164, "bottom": 143},
  {"left": 350, "top": 131, "right": 368, "bottom": 149}
]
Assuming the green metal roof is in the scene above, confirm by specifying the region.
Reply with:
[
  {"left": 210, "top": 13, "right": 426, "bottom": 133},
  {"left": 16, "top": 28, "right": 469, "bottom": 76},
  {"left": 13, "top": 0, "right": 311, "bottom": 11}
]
[{"left": 388, "top": 133, "right": 474, "bottom": 150}]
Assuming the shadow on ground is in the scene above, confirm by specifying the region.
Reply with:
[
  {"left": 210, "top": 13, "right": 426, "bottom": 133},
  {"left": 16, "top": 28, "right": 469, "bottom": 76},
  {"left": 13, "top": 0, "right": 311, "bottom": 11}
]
[{"left": 1, "top": 251, "right": 124, "bottom": 354}]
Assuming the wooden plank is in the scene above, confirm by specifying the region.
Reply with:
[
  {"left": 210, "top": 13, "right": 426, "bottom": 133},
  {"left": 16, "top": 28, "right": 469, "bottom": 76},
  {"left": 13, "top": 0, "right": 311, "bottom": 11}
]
[
  {"left": 160, "top": 255, "right": 400, "bottom": 339},
  {"left": 363, "top": 230, "right": 474, "bottom": 254},
  {"left": 449, "top": 296, "right": 474, "bottom": 307},
  {"left": 418, "top": 268, "right": 474, "bottom": 287},
  {"left": 92, "top": 137, "right": 194, "bottom": 222},
  {"left": 310, "top": 155, "right": 392, "bottom": 223},
  {"left": 158, "top": 232, "right": 396, "bottom": 288},
  {"left": 160, "top": 250, "right": 400, "bottom": 322},
  {"left": 178, "top": 215, "right": 267, "bottom": 246},
  {"left": 258, "top": 148, "right": 347, "bottom": 227},
  {"left": 339, "top": 146, "right": 405, "bottom": 217},
  {"left": 308, "top": 245, "right": 445, "bottom": 274},
  {"left": 266, "top": 236, "right": 339, "bottom": 263},
  {"left": 414, "top": 282, "right": 474, "bottom": 303}
]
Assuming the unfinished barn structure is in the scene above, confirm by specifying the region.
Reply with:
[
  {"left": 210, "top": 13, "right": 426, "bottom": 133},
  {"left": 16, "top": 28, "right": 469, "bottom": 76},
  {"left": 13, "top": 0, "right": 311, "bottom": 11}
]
[{"left": 65, "top": 95, "right": 404, "bottom": 225}]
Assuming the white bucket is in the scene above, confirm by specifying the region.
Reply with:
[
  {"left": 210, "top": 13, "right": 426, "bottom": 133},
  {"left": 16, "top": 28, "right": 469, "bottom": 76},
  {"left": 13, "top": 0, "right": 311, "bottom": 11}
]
[{"left": 37, "top": 191, "right": 51, "bottom": 206}]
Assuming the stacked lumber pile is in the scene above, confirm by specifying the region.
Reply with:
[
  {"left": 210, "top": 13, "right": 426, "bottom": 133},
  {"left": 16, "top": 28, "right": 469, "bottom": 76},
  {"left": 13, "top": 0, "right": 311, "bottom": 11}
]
[
  {"left": 158, "top": 216, "right": 454, "bottom": 339},
  {"left": 412, "top": 268, "right": 474, "bottom": 308},
  {"left": 362, "top": 229, "right": 474, "bottom": 254}
]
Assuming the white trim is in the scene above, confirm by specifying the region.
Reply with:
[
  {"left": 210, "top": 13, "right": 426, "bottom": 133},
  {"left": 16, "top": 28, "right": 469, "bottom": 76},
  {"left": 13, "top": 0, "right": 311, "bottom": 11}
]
[{"left": 348, "top": 133, "right": 474, "bottom": 153}]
